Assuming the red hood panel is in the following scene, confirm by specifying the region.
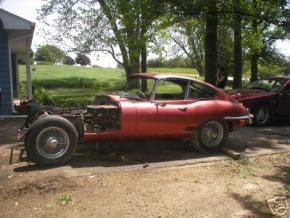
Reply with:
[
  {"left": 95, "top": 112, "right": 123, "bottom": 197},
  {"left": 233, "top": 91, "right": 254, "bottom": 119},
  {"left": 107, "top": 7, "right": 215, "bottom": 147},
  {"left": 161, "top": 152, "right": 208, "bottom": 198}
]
[{"left": 228, "top": 89, "right": 274, "bottom": 100}]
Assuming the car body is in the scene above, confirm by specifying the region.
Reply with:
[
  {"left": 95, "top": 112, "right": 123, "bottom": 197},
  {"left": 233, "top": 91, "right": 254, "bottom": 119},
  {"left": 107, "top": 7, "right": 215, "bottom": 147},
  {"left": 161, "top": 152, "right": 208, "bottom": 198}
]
[
  {"left": 229, "top": 76, "right": 290, "bottom": 126},
  {"left": 19, "top": 73, "right": 252, "bottom": 165}
]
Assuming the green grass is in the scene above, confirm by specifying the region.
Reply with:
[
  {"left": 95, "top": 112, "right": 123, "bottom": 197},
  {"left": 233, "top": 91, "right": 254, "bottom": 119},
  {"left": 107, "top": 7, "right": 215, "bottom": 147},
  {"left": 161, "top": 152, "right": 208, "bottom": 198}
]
[{"left": 19, "top": 65, "right": 199, "bottom": 106}]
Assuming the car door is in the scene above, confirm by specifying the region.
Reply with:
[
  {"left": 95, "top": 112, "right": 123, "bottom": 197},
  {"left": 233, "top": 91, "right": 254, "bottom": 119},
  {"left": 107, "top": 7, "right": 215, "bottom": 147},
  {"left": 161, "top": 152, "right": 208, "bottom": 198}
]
[
  {"left": 136, "top": 79, "right": 190, "bottom": 136},
  {"left": 277, "top": 82, "right": 290, "bottom": 117}
]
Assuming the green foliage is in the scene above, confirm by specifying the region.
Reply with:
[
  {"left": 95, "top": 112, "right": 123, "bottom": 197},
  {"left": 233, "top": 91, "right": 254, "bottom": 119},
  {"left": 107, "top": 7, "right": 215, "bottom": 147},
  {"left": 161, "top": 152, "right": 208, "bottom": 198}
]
[
  {"left": 33, "top": 86, "right": 54, "bottom": 105},
  {"left": 58, "top": 194, "right": 72, "bottom": 206},
  {"left": 35, "top": 44, "right": 66, "bottom": 64},
  {"left": 217, "top": 25, "right": 234, "bottom": 76}
]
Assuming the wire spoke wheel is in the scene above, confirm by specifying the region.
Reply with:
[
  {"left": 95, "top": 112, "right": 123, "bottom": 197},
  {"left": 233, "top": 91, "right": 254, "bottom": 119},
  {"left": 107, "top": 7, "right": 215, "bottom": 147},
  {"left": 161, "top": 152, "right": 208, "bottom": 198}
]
[
  {"left": 200, "top": 121, "right": 224, "bottom": 148},
  {"left": 36, "top": 127, "right": 70, "bottom": 159}
]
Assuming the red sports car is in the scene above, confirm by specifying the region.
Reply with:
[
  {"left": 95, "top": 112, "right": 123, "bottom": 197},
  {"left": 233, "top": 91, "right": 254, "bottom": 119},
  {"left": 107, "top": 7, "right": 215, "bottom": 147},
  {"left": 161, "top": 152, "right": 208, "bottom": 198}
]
[
  {"left": 19, "top": 73, "right": 252, "bottom": 165},
  {"left": 229, "top": 76, "right": 290, "bottom": 126}
]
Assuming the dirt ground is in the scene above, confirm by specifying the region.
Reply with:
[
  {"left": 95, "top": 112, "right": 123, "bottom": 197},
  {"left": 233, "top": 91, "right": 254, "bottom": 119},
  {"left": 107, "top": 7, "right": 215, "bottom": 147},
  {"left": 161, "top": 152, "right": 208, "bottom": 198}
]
[
  {"left": 0, "top": 118, "right": 289, "bottom": 217},
  {"left": 0, "top": 152, "right": 289, "bottom": 218}
]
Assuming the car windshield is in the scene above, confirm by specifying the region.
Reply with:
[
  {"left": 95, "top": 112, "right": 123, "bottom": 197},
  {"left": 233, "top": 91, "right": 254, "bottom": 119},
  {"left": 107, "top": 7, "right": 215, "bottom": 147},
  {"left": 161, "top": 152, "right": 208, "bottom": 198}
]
[
  {"left": 246, "top": 78, "right": 286, "bottom": 92},
  {"left": 118, "top": 77, "right": 156, "bottom": 100}
]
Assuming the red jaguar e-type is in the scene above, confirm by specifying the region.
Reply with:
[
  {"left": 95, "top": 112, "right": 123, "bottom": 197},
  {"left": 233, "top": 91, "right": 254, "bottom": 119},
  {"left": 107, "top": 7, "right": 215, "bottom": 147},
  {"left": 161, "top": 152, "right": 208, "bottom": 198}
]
[
  {"left": 18, "top": 73, "right": 252, "bottom": 165},
  {"left": 229, "top": 76, "right": 290, "bottom": 126}
]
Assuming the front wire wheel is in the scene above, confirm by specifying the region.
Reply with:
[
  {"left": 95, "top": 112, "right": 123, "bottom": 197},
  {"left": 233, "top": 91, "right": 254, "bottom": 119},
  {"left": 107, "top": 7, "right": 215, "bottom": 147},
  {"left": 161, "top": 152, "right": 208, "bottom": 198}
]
[
  {"left": 25, "top": 115, "right": 78, "bottom": 165},
  {"left": 36, "top": 127, "right": 70, "bottom": 160}
]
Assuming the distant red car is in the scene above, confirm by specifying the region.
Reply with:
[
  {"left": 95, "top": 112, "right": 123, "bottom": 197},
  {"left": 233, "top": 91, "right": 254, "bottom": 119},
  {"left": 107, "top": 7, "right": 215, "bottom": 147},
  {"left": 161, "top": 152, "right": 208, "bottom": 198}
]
[
  {"left": 229, "top": 76, "right": 290, "bottom": 126},
  {"left": 19, "top": 73, "right": 252, "bottom": 165}
]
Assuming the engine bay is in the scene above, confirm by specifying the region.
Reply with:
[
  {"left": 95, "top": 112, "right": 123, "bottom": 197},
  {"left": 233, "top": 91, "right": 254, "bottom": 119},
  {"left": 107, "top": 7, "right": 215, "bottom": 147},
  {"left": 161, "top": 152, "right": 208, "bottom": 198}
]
[{"left": 83, "top": 95, "right": 121, "bottom": 132}]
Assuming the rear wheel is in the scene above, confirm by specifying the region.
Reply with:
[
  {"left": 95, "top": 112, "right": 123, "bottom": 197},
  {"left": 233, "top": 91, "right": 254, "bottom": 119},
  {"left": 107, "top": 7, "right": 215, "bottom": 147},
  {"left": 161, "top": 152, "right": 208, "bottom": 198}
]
[
  {"left": 25, "top": 115, "right": 78, "bottom": 165},
  {"left": 191, "top": 120, "right": 228, "bottom": 152},
  {"left": 252, "top": 105, "right": 270, "bottom": 126}
]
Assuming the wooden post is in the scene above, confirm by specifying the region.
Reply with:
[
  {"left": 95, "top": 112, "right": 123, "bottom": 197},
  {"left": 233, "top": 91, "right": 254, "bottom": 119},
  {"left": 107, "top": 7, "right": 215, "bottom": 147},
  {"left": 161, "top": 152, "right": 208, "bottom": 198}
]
[{"left": 25, "top": 39, "right": 32, "bottom": 100}]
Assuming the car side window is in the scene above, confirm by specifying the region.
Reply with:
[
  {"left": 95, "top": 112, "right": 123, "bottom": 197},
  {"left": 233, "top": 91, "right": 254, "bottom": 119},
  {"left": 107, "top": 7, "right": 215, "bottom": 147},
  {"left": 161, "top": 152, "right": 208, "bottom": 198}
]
[
  {"left": 285, "top": 85, "right": 290, "bottom": 94},
  {"left": 187, "top": 81, "right": 216, "bottom": 99},
  {"left": 154, "top": 79, "right": 186, "bottom": 100}
]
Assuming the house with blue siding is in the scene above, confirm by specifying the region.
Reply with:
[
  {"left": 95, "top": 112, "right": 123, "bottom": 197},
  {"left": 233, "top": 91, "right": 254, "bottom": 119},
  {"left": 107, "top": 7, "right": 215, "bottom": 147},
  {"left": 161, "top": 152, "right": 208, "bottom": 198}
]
[{"left": 0, "top": 9, "right": 34, "bottom": 116}]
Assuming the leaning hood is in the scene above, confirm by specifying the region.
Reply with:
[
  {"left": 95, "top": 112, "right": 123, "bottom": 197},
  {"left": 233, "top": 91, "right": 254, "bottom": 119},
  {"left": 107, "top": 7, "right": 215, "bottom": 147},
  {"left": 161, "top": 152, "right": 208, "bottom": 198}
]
[{"left": 228, "top": 89, "right": 274, "bottom": 101}]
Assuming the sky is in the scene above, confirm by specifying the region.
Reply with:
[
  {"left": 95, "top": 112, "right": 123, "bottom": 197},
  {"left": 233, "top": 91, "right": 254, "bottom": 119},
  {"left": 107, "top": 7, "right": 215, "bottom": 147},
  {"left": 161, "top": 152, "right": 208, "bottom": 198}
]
[{"left": 1, "top": 0, "right": 290, "bottom": 68}]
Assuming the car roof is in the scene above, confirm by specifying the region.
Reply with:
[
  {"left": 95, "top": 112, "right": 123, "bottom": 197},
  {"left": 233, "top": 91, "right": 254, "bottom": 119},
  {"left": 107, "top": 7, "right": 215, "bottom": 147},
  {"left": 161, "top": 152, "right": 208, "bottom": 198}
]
[
  {"left": 131, "top": 72, "right": 198, "bottom": 81},
  {"left": 265, "top": 75, "right": 290, "bottom": 80},
  {"left": 130, "top": 72, "right": 220, "bottom": 89}
]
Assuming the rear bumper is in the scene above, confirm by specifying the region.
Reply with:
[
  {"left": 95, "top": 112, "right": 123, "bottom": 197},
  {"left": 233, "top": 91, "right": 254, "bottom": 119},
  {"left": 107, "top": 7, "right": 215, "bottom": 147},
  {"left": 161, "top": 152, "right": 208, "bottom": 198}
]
[{"left": 224, "top": 114, "right": 254, "bottom": 126}]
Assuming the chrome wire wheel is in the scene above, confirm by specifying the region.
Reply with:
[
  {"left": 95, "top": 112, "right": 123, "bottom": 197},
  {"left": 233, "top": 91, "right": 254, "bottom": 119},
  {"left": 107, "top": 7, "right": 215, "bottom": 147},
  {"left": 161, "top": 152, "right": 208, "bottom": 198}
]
[
  {"left": 200, "top": 121, "right": 224, "bottom": 148},
  {"left": 36, "top": 127, "right": 70, "bottom": 159},
  {"left": 255, "top": 106, "right": 269, "bottom": 125}
]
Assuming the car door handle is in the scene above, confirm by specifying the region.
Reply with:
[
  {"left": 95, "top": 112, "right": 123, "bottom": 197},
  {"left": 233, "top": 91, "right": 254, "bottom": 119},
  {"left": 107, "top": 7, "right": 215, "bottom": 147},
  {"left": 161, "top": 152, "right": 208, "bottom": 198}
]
[{"left": 178, "top": 107, "right": 187, "bottom": 112}]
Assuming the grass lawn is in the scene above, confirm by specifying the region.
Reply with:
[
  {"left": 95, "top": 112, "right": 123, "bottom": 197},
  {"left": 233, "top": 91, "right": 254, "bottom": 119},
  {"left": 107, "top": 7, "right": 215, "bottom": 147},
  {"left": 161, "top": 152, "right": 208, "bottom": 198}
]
[{"left": 19, "top": 65, "right": 199, "bottom": 106}]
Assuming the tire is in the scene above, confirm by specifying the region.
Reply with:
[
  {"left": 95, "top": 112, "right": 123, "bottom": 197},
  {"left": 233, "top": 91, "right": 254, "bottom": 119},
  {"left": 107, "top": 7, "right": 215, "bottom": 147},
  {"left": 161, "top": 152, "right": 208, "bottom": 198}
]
[
  {"left": 25, "top": 115, "right": 78, "bottom": 165},
  {"left": 191, "top": 120, "right": 228, "bottom": 152},
  {"left": 252, "top": 105, "right": 270, "bottom": 127}
]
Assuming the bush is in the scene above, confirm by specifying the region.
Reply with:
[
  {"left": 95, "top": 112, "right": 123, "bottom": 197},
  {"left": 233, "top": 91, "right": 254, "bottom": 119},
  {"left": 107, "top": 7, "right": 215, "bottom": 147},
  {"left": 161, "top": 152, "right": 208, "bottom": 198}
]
[
  {"left": 33, "top": 85, "right": 54, "bottom": 105},
  {"left": 76, "top": 54, "right": 91, "bottom": 66},
  {"left": 63, "top": 56, "right": 75, "bottom": 65},
  {"left": 35, "top": 44, "right": 66, "bottom": 63}
]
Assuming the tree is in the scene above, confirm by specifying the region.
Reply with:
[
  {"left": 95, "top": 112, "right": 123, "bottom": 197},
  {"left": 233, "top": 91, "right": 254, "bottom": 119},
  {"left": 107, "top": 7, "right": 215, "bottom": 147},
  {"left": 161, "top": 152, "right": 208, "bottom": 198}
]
[
  {"left": 233, "top": 0, "right": 243, "bottom": 88},
  {"left": 241, "top": 0, "right": 290, "bottom": 82},
  {"left": 166, "top": 0, "right": 218, "bottom": 84},
  {"left": 39, "top": 0, "right": 166, "bottom": 84},
  {"left": 75, "top": 54, "right": 91, "bottom": 66},
  {"left": 204, "top": 0, "right": 218, "bottom": 85},
  {"left": 166, "top": 20, "right": 205, "bottom": 76},
  {"left": 35, "top": 44, "right": 66, "bottom": 63}
]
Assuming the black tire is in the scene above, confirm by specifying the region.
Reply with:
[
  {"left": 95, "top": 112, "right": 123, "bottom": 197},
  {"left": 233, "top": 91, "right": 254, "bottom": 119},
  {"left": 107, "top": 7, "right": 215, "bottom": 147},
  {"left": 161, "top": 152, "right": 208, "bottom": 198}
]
[
  {"left": 252, "top": 105, "right": 270, "bottom": 127},
  {"left": 25, "top": 115, "right": 78, "bottom": 165},
  {"left": 191, "top": 120, "right": 228, "bottom": 152}
]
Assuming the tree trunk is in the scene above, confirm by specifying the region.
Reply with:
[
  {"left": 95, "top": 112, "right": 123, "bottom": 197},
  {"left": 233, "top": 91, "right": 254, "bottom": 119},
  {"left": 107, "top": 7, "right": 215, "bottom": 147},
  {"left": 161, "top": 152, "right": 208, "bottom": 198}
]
[
  {"left": 233, "top": 0, "right": 243, "bottom": 89},
  {"left": 126, "top": 52, "right": 140, "bottom": 89},
  {"left": 141, "top": 42, "right": 147, "bottom": 91},
  {"left": 250, "top": 0, "right": 258, "bottom": 83},
  {"left": 250, "top": 54, "right": 258, "bottom": 82},
  {"left": 204, "top": 0, "right": 218, "bottom": 85}
]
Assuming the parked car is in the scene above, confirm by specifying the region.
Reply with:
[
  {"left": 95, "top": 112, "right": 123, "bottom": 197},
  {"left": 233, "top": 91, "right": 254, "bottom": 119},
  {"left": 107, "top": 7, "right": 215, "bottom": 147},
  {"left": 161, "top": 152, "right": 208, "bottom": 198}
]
[
  {"left": 18, "top": 73, "right": 252, "bottom": 165},
  {"left": 229, "top": 76, "right": 290, "bottom": 126}
]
